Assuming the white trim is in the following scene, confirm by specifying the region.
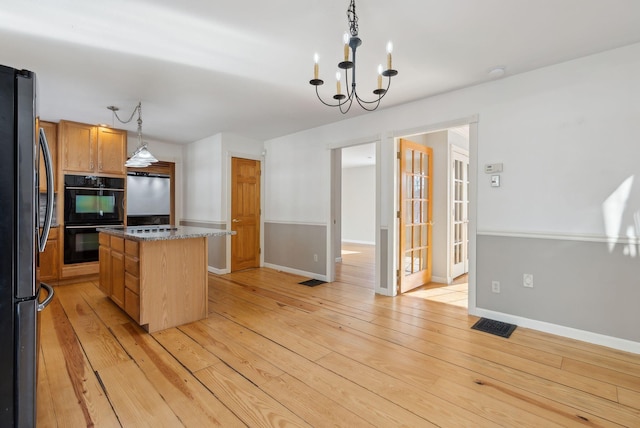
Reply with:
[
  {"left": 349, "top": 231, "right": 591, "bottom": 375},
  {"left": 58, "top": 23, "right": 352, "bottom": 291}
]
[
  {"left": 326, "top": 134, "right": 382, "bottom": 150},
  {"left": 342, "top": 239, "right": 375, "bottom": 245},
  {"left": 180, "top": 219, "right": 227, "bottom": 226},
  {"left": 394, "top": 115, "right": 479, "bottom": 140},
  {"left": 263, "top": 263, "right": 328, "bottom": 282},
  {"left": 208, "top": 266, "right": 229, "bottom": 275},
  {"left": 335, "top": 257, "right": 343, "bottom": 263},
  {"left": 226, "top": 152, "right": 265, "bottom": 269},
  {"left": 478, "top": 229, "right": 640, "bottom": 245},
  {"left": 469, "top": 307, "right": 640, "bottom": 355},
  {"left": 431, "top": 275, "right": 450, "bottom": 284},
  {"left": 264, "top": 220, "right": 328, "bottom": 227}
]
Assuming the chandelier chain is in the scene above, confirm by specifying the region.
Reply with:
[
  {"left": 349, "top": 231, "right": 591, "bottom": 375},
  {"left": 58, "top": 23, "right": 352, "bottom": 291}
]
[{"left": 347, "top": 0, "right": 358, "bottom": 37}]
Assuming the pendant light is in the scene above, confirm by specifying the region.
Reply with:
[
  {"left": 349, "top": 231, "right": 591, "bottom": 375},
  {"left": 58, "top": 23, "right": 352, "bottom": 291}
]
[{"left": 107, "top": 102, "right": 158, "bottom": 167}]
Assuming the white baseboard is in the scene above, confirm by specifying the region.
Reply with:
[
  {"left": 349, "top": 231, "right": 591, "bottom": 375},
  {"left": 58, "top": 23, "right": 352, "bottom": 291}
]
[
  {"left": 469, "top": 308, "right": 640, "bottom": 355},
  {"left": 263, "top": 263, "right": 328, "bottom": 282},
  {"left": 342, "top": 239, "right": 375, "bottom": 245},
  {"left": 208, "top": 266, "right": 229, "bottom": 275},
  {"left": 431, "top": 275, "right": 449, "bottom": 284},
  {"left": 335, "top": 257, "right": 343, "bottom": 263}
]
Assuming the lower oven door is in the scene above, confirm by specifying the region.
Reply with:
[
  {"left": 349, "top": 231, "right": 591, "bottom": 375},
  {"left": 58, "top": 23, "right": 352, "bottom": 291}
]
[{"left": 64, "top": 225, "right": 117, "bottom": 264}]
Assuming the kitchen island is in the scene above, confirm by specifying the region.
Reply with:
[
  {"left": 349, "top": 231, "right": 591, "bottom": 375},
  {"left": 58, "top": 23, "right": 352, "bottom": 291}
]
[{"left": 98, "top": 226, "right": 234, "bottom": 333}]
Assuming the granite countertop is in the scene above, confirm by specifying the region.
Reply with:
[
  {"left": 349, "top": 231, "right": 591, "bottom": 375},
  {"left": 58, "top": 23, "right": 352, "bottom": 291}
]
[{"left": 97, "top": 225, "right": 235, "bottom": 242}]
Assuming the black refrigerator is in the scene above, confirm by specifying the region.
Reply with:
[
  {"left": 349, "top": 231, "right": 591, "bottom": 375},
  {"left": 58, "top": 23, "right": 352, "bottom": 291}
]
[{"left": 0, "top": 65, "right": 55, "bottom": 427}]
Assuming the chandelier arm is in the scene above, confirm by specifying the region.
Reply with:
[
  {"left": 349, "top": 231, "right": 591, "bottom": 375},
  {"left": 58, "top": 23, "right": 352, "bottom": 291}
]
[
  {"left": 315, "top": 85, "right": 345, "bottom": 108},
  {"left": 354, "top": 94, "right": 381, "bottom": 112},
  {"left": 352, "top": 75, "right": 393, "bottom": 107},
  {"left": 338, "top": 94, "right": 355, "bottom": 114},
  {"left": 111, "top": 101, "right": 141, "bottom": 124}
]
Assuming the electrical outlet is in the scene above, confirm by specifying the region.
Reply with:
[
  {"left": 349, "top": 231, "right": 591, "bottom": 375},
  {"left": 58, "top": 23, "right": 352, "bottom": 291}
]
[
  {"left": 491, "top": 281, "right": 500, "bottom": 293},
  {"left": 523, "top": 273, "right": 533, "bottom": 288},
  {"left": 313, "top": 254, "right": 318, "bottom": 262}
]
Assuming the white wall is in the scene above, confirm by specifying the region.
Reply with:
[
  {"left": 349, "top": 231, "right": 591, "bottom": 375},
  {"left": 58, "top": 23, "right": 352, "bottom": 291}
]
[
  {"left": 182, "top": 133, "right": 223, "bottom": 222},
  {"left": 266, "top": 42, "right": 640, "bottom": 241},
  {"left": 182, "top": 132, "right": 263, "bottom": 223},
  {"left": 342, "top": 165, "right": 375, "bottom": 244},
  {"left": 264, "top": 42, "right": 640, "bottom": 349}
]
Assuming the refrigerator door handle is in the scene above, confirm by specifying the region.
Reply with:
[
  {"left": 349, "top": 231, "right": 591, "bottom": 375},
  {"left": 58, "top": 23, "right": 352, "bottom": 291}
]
[
  {"left": 37, "top": 282, "right": 55, "bottom": 312},
  {"left": 38, "top": 127, "right": 54, "bottom": 252}
]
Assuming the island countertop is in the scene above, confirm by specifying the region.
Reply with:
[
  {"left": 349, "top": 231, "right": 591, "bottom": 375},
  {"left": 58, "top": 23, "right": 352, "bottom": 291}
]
[{"left": 97, "top": 225, "right": 235, "bottom": 242}]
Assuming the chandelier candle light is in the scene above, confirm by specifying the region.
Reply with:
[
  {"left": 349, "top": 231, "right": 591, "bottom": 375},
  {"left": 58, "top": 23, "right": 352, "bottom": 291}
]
[
  {"left": 310, "top": 0, "right": 397, "bottom": 113},
  {"left": 107, "top": 102, "right": 158, "bottom": 168}
]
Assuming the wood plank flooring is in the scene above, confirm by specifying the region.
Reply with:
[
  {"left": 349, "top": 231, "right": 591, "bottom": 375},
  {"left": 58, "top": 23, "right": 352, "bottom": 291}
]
[{"left": 37, "top": 248, "right": 640, "bottom": 427}]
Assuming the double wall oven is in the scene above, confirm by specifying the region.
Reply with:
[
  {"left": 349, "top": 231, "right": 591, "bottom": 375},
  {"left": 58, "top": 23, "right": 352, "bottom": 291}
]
[{"left": 64, "top": 175, "right": 124, "bottom": 264}]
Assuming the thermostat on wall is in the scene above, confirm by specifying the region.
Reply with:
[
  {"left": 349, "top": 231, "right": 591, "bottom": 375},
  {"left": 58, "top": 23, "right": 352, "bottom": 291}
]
[{"left": 485, "top": 163, "right": 503, "bottom": 173}]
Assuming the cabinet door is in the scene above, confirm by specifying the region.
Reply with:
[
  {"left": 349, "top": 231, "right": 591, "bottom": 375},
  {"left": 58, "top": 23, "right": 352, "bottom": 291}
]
[
  {"left": 110, "top": 250, "right": 125, "bottom": 308},
  {"left": 60, "top": 121, "right": 96, "bottom": 173},
  {"left": 39, "top": 237, "right": 59, "bottom": 282},
  {"left": 97, "top": 127, "right": 126, "bottom": 175},
  {"left": 39, "top": 121, "right": 57, "bottom": 192},
  {"left": 98, "top": 245, "right": 112, "bottom": 296}
]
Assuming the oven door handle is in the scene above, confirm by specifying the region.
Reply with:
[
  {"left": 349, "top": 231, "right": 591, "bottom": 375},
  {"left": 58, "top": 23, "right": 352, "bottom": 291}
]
[
  {"left": 65, "top": 186, "right": 125, "bottom": 191},
  {"left": 38, "top": 127, "right": 54, "bottom": 253},
  {"left": 65, "top": 224, "right": 120, "bottom": 229}
]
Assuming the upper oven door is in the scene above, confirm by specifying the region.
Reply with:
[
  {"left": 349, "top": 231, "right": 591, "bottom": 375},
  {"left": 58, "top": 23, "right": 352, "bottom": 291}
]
[{"left": 64, "top": 175, "right": 125, "bottom": 224}]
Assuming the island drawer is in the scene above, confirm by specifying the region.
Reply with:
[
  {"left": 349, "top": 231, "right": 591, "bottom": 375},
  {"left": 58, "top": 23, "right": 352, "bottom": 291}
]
[
  {"left": 125, "top": 272, "right": 139, "bottom": 294},
  {"left": 125, "top": 240, "right": 139, "bottom": 256},
  {"left": 125, "top": 256, "right": 139, "bottom": 277},
  {"left": 124, "top": 288, "right": 140, "bottom": 323},
  {"left": 111, "top": 236, "right": 124, "bottom": 252},
  {"left": 99, "top": 232, "right": 110, "bottom": 246}
]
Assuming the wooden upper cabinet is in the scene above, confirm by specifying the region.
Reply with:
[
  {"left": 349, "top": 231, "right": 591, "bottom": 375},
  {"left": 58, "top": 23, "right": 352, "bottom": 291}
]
[
  {"left": 60, "top": 121, "right": 95, "bottom": 173},
  {"left": 97, "top": 127, "right": 127, "bottom": 175},
  {"left": 60, "top": 120, "right": 126, "bottom": 176},
  {"left": 39, "top": 121, "right": 58, "bottom": 192}
]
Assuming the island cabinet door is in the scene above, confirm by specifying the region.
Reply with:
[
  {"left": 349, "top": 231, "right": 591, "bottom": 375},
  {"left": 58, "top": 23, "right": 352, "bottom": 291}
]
[
  {"left": 98, "top": 236, "right": 112, "bottom": 296},
  {"left": 110, "top": 250, "right": 125, "bottom": 308}
]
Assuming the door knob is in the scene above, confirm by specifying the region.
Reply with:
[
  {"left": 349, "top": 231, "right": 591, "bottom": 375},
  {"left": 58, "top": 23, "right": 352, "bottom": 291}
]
[{"left": 232, "top": 219, "right": 240, "bottom": 223}]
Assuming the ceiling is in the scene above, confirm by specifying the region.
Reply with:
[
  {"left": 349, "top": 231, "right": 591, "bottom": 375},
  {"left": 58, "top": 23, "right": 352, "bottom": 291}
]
[{"left": 2, "top": 1, "right": 640, "bottom": 145}]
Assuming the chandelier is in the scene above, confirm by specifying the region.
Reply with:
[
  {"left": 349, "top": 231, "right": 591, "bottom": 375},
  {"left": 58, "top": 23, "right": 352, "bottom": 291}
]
[
  {"left": 309, "top": 0, "right": 398, "bottom": 114},
  {"left": 107, "top": 102, "right": 158, "bottom": 168}
]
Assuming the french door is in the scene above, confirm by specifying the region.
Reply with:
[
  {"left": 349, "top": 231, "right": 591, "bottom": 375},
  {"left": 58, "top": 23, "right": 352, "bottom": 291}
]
[
  {"left": 399, "top": 139, "right": 433, "bottom": 293},
  {"left": 451, "top": 148, "right": 469, "bottom": 278}
]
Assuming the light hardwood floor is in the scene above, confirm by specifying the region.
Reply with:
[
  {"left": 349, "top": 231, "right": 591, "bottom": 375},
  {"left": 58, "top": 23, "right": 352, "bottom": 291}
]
[{"left": 37, "top": 252, "right": 640, "bottom": 426}]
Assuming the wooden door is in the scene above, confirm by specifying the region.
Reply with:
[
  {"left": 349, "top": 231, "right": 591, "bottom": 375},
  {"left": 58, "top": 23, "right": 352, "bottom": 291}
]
[
  {"left": 97, "top": 127, "right": 126, "bottom": 175},
  {"left": 451, "top": 148, "right": 469, "bottom": 278},
  {"left": 60, "top": 121, "right": 96, "bottom": 173},
  {"left": 399, "top": 139, "right": 433, "bottom": 293},
  {"left": 231, "top": 157, "right": 261, "bottom": 271}
]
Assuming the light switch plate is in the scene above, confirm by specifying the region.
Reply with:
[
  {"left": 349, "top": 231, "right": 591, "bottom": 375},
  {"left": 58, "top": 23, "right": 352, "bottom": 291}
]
[{"left": 491, "top": 175, "right": 500, "bottom": 187}]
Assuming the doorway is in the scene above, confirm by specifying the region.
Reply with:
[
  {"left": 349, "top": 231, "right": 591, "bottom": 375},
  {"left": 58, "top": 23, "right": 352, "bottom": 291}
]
[
  {"left": 334, "top": 143, "right": 377, "bottom": 288},
  {"left": 396, "top": 125, "right": 471, "bottom": 307}
]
